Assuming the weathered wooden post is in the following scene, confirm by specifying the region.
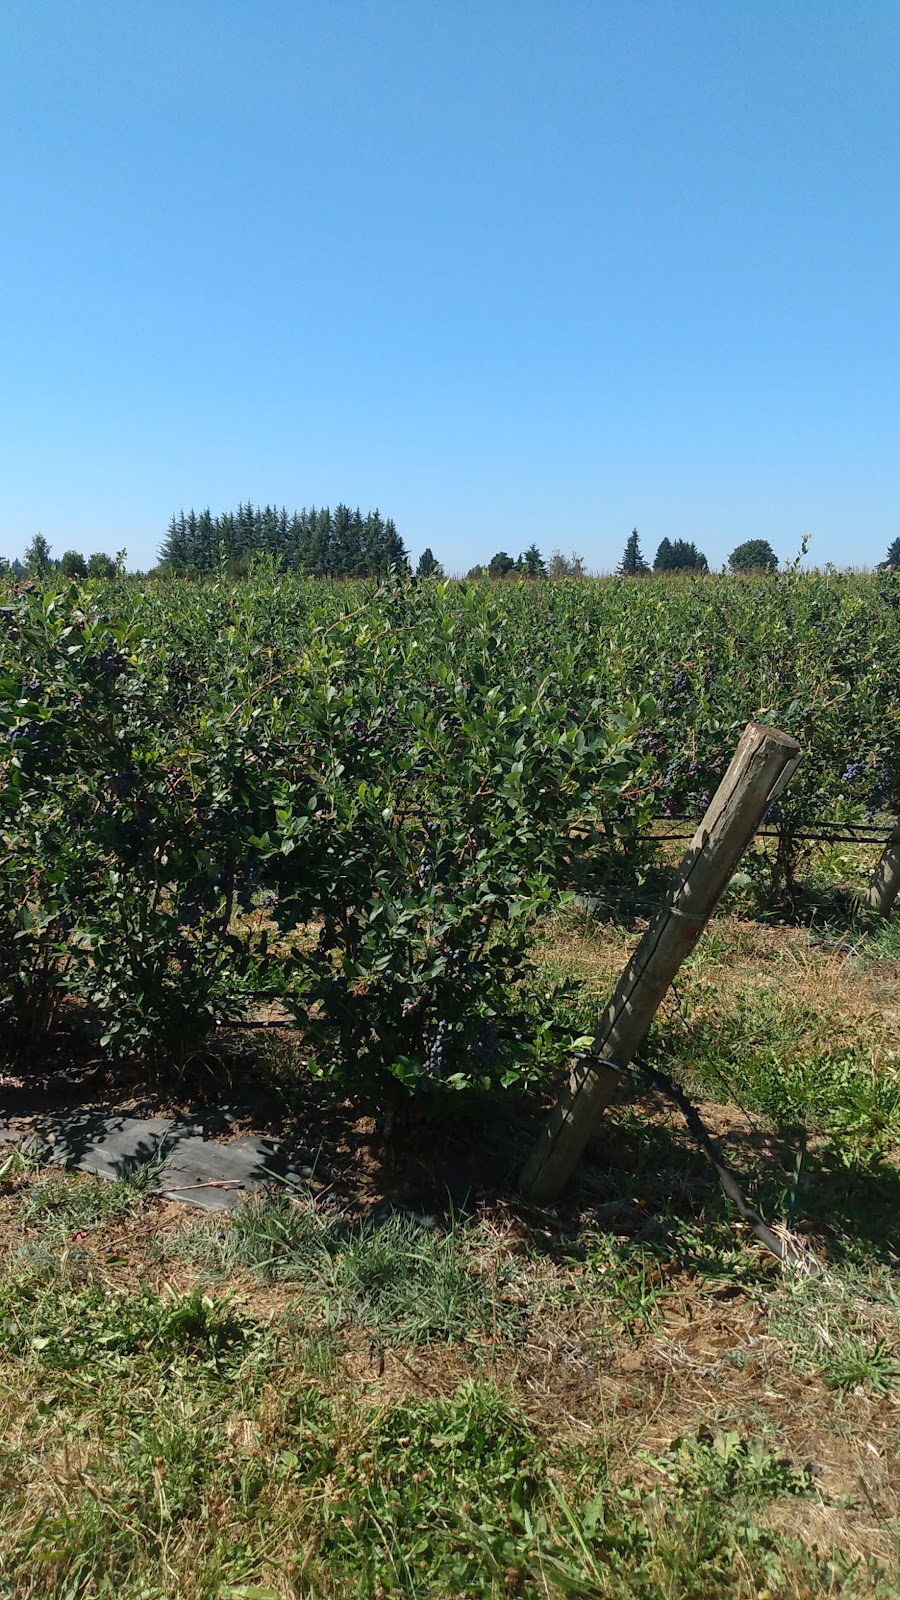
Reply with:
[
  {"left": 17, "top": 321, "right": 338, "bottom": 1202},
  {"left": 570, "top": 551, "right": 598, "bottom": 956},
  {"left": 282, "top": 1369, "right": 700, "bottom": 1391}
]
[
  {"left": 863, "top": 821, "right": 900, "bottom": 918},
  {"left": 519, "top": 721, "right": 803, "bottom": 1205}
]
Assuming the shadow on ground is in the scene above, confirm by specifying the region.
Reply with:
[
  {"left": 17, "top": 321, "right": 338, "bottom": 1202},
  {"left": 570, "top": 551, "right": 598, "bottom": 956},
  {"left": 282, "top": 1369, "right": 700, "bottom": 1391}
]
[{"left": 3, "top": 1049, "right": 898, "bottom": 1270}]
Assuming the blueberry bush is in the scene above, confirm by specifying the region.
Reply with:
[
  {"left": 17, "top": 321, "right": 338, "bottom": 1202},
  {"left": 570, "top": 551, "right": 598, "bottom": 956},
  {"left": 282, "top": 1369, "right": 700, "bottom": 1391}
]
[
  {"left": 0, "top": 571, "right": 642, "bottom": 1096},
  {"left": 2, "top": 563, "right": 898, "bottom": 1098}
]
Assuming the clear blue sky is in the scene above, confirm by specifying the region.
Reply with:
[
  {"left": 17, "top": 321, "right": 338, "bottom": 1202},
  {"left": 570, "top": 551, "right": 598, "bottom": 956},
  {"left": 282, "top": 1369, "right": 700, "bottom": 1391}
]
[{"left": 2, "top": 1, "right": 897, "bottom": 573}]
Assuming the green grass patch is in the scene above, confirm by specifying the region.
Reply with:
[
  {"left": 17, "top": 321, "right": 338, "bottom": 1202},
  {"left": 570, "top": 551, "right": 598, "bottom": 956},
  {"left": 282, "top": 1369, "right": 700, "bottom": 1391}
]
[
  {"left": 2, "top": 1163, "right": 899, "bottom": 1598},
  {"left": 171, "top": 1196, "right": 523, "bottom": 1346}
]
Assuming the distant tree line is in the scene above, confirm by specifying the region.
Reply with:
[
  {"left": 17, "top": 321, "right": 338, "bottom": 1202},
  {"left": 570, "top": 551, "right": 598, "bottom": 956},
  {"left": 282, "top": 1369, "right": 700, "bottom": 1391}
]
[
  {"left": 414, "top": 545, "right": 585, "bottom": 580},
  {"left": 4, "top": 526, "right": 898, "bottom": 585},
  {"left": 0, "top": 534, "right": 118, "bottom": 581},
  {"left": 617, "top": 529, "right": 802, "bottom": 575},
  {"left": 619, "top": 528, "right": 710, "bottom": 574},
  {"left": 160, "top": 503, "right": 406, "bottom": 576},
  {"left": 488, "top": 544, "right": 546, "bottom": 578}
]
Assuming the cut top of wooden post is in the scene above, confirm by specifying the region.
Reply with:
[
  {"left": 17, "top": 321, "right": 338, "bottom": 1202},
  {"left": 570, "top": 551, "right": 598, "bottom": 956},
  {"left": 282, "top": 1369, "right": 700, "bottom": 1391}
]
[{"left": 519, "top": 721, "right": 802, "bottom": 1205}]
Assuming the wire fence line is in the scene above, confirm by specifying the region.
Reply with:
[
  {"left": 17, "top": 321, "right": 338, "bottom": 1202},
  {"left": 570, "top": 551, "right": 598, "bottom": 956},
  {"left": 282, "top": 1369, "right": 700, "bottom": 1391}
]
[
  {"left": 569, "top": 820, "right": 898, "bottom": 917},
  {"left": 573, "top": 820, "right": 897, "bottom": 848}
]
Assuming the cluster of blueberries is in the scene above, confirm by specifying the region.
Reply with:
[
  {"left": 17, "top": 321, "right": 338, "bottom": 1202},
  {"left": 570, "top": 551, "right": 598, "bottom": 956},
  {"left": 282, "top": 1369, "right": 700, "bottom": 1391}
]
[
  {"left": 0, "top": 606, "right": 22, "bottom": 644},
  {"left": 401, "top": 984, "right": 432, "bottom": 1019},
  {"left": 416, "top": 821, "right": 452, "bottom": 890},
  {"left": 424, "top": 1018, "right": 450, "bottom": 1077},
  {"left": 94, "top": 649, "right": 126, "bottom": 680},
  {"left": 446, "top": 947, "right": 470, "bottom": 978},
  {"left": 661, "top": 758, "right": 681, "bottom": 819},
  {"left": 840, "top": 757, "right": 899, "bottom": 820}
]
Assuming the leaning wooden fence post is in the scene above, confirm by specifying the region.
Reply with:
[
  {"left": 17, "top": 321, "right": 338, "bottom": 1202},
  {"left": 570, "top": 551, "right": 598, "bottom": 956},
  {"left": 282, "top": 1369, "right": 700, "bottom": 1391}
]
[
  {"left": 519, "top": 721, "right": 803, "bottom": 1205},
  {"left": 863, "top": 820, "right": 900, "bottom": 918}
]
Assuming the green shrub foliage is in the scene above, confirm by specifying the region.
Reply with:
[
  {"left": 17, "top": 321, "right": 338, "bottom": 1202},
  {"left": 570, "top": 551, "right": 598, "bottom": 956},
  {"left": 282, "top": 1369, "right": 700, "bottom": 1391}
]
[
  {"left": 2, "top": 564, "right": 899, "bottom": 1097},
  {"left": 0, "top": 570, "right": 642, "bottom": 1093}
]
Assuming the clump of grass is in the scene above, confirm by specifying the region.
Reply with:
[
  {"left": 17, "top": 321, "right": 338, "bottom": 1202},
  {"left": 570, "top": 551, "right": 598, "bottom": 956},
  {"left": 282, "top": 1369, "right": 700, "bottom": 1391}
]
[
  {"left": 852, "top": 914, "right": 900, "bottom": 965},
  {"left": 19, "top": 1165, "right": 157, "bottom": 1240},
  {"left": 576, "top": 1232, "right": 672, "bottom": 1337},
  {"left": 172, "top": 1194, "right": 521, "bottom": 1346},
  {"left": 173, "top": 1189, "right": 336, "bottom": 1281},
  {"left": 769, "top": 1265, "right": 900, "bottom": 1396},
  {"left": 304, "top": 1380, "right": 540, "bottom": 1595}
]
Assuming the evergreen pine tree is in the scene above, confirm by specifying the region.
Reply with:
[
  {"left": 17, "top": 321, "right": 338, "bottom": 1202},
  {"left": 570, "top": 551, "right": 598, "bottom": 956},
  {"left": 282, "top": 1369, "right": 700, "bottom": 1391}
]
[
  {"left": 348, "top": 508, "right": 367, "bottom": 575},
  {"left": 329, "top": 504, "right": 354, "bottom": 576},
  {"left": 654, "top": 537, "right": 707, "bottom": 571},
  {"left": 197, "top": 509, "right": 216, "bottom": 572},
  {"left": 416, "top": 547, "right": 443, "bottom": 577},
  {"left": 381, "top": 518, "right": 407, "bottom": 572},
  {"left": 618, "top": 529, "right": 649, "bottom": 575},
  {"left": 312, "top": 506, "right": 332, "bottom": 574},
  {"left": 160, "top": 515, "right": 188, "bottom": 571}
]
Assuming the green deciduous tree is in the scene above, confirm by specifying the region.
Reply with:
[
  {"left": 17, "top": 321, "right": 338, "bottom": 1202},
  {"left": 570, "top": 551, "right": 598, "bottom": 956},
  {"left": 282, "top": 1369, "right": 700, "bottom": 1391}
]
[
  {"left": 488, "top": 551, "right": 516, "bottom": 578},
  {"left": 59, "top": 550, "right": 88, "bottom": 579},
  {"left": 24, "top": 534, "right": 52, "bottom": 577},
  {"left": 87, "top": 552, "right": 116, "bottom": 579},
  {"left": 729, "top": 539, "right": 778, "bottom": 573},
  {"left": 547, "top": 550, "right": 585, "bottom": 579}
]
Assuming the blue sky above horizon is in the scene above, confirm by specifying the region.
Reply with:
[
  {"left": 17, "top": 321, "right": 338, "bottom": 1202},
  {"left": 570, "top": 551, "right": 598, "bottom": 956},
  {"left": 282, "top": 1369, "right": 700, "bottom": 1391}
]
[{"left": 2, "top": 1, "right": 897, "bottom": 573}]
